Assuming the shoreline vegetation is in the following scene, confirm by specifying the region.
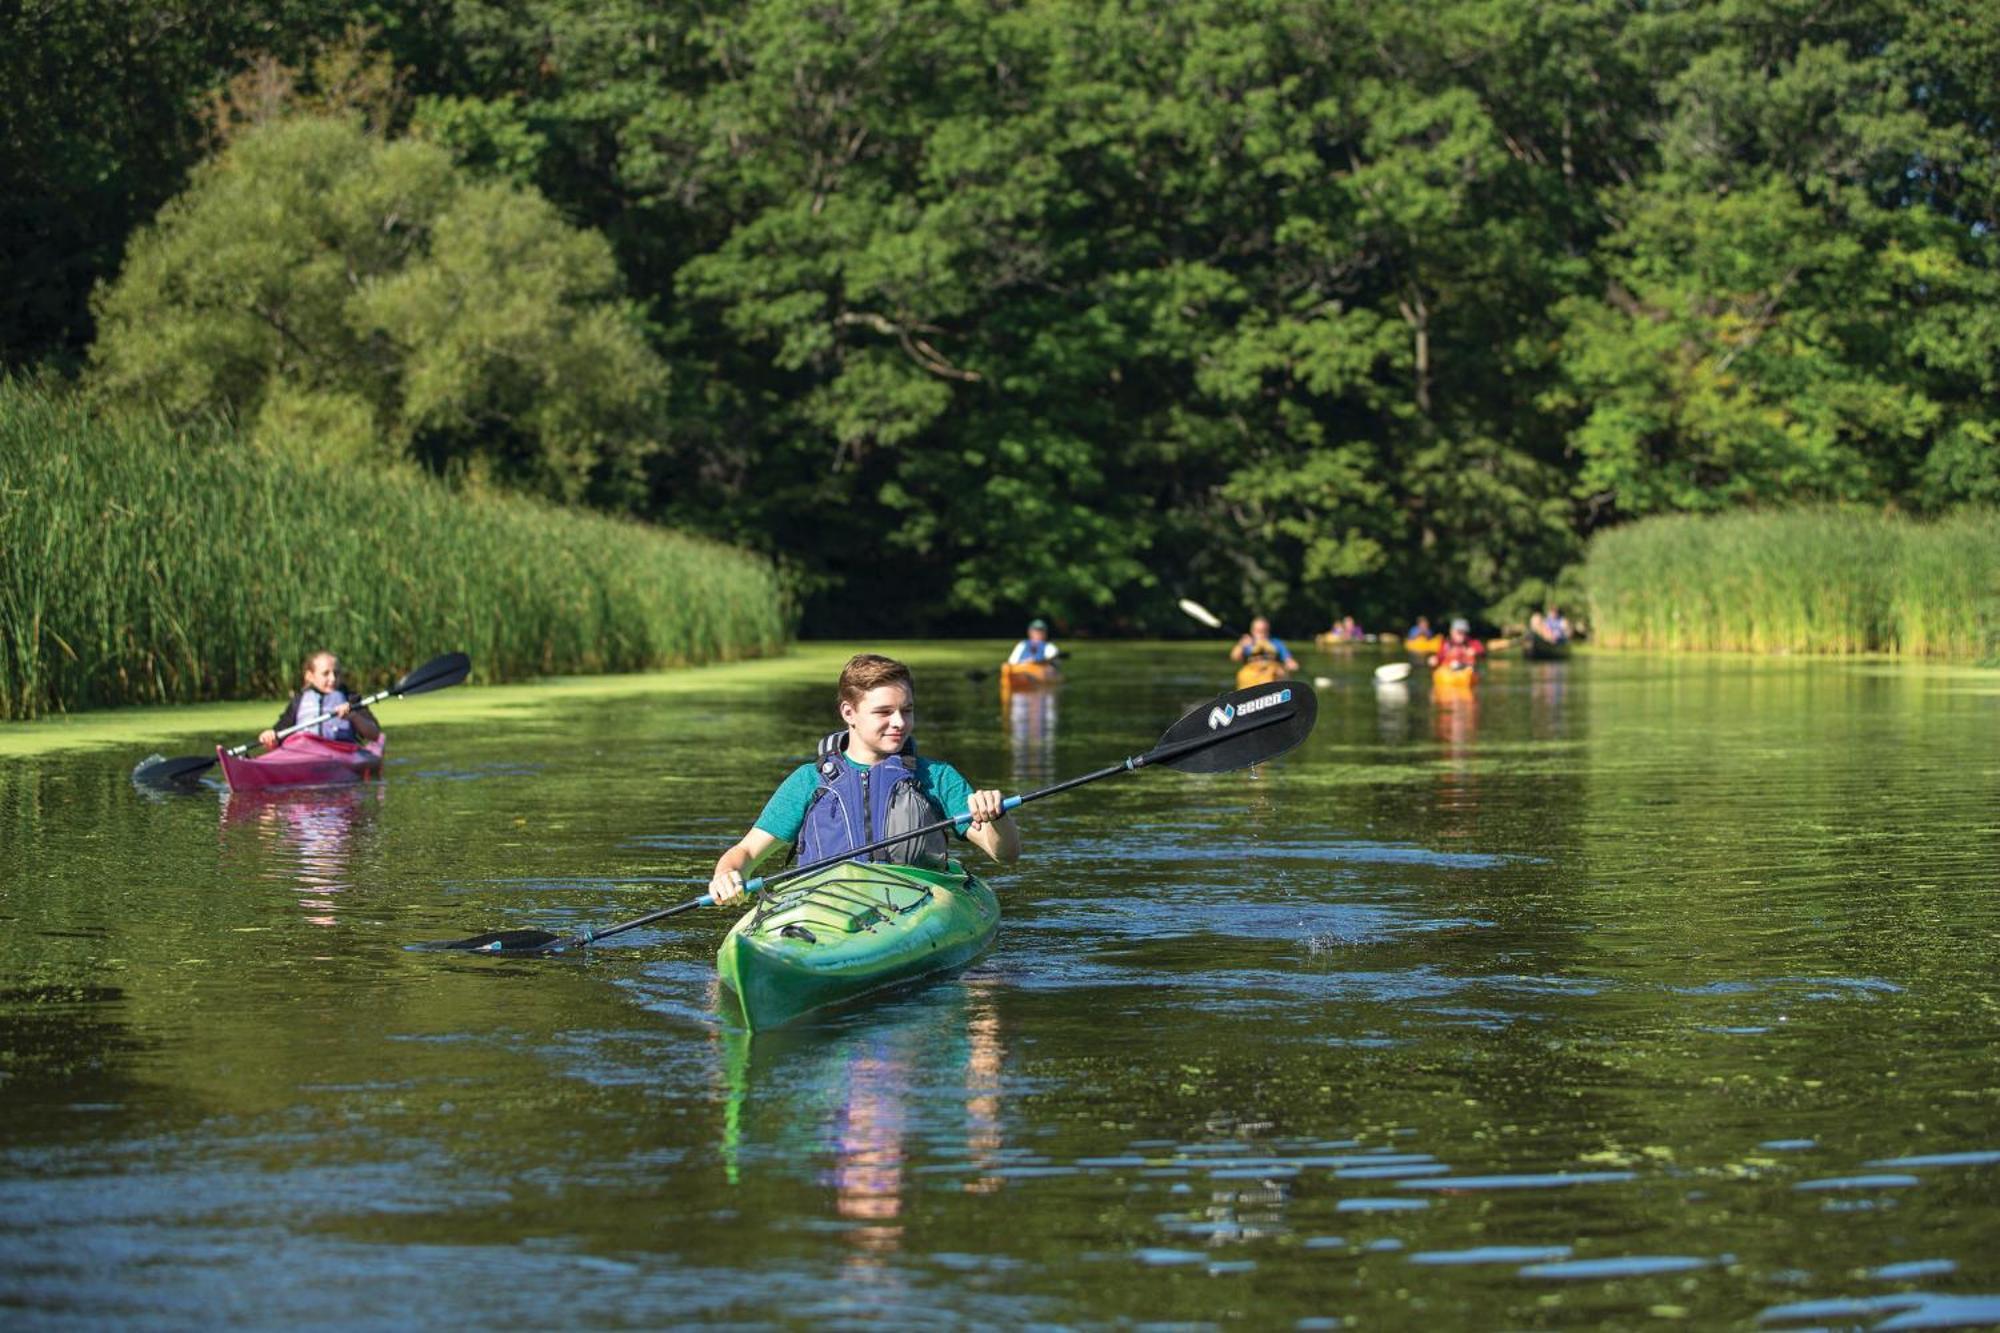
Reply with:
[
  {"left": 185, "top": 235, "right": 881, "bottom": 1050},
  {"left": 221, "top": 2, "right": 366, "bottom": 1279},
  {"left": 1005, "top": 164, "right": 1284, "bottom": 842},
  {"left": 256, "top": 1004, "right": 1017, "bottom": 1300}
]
[
  {"left": 1583, "top": 509, "right": 2000, "bottom": 659},
  {"left": 0, "top": 381, "right": 792, "bottom": 721}
]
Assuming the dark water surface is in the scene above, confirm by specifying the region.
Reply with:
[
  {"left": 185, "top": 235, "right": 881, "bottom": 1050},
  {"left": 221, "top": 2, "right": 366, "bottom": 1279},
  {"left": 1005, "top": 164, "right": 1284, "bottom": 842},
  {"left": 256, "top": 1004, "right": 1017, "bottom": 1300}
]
[{"left": 3, "top": 645, "right": 1997, "bottom": 1329}]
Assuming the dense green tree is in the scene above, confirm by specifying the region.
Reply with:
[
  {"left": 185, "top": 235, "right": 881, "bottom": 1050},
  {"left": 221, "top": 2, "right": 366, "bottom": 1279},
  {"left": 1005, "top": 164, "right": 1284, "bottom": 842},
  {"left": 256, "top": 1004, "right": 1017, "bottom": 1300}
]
[
  {"left": 21, "top": 0, "right": 2000, "bottom": 630},
  {"left": 1546, "top": 0, "right": 2000, "bottom": 520},
  {"left": 90, "top": 116, "right": 667, "bottom": 505},
  {"left": 0, "top": 1, "right": 435, "bottom": 369}
]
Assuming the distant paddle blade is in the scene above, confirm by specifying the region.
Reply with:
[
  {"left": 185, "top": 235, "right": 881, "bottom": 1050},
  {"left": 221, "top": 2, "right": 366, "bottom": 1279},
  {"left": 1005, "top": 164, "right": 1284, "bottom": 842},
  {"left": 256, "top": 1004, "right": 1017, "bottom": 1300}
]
[
  {"left": 1373, "top": 662, "right": 1412, "bottom": 684},
  {"left": 132, "top": 753, "right": 218, "bottom": 789},
  {"left": 1152, "top": 679, "right": 1318, "bottom": 774},
  {"left": 393, "top": 651, "right": 471, "bottom": 697},
  {"left": 1177, "top": 597, "right": 1224, "bottom": 629},
  {"left": 407, "top": 928, "right": 567, "bottom": 955}
]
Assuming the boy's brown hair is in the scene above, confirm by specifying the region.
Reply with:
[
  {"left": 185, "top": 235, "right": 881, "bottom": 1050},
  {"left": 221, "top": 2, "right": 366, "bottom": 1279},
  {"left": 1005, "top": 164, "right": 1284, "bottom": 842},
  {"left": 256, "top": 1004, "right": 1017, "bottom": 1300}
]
[{"left": 837, "top": 653, "right": 915, "bottom": 709}]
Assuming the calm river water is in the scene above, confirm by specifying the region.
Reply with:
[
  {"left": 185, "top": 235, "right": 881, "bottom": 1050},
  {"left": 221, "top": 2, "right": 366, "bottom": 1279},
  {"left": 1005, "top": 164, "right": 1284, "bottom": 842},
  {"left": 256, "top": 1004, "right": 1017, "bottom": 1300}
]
[{"left": 2, "top": 644, "right": 1997, "bottom": 1329}]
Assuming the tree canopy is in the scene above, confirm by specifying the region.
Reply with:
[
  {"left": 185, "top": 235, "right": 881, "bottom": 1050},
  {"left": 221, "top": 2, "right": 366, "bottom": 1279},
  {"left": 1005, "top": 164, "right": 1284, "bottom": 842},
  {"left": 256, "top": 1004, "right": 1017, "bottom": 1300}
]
[
  {"left": 10, "top": 0, "right": 1997, "bottom": 631},
  {"left": 90, "top": 116, "right": 666, "bottom": 505}
]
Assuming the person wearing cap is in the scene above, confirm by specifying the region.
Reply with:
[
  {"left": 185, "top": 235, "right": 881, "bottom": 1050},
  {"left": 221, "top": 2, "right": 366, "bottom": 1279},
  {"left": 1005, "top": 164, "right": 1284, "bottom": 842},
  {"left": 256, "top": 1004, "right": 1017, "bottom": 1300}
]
[
  {"left": 1429, "top": 618, "right": 1485, "bottom": 673},
  {"left": 1007, "top": 618, "right": 1062, "bottom": 666}
]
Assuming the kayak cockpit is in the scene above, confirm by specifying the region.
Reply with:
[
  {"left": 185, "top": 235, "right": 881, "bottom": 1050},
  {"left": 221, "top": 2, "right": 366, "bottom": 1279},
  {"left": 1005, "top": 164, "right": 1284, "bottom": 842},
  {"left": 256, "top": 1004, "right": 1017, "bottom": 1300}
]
[{"left": 745, "top": 862, "right": 938, "bottom": 938}]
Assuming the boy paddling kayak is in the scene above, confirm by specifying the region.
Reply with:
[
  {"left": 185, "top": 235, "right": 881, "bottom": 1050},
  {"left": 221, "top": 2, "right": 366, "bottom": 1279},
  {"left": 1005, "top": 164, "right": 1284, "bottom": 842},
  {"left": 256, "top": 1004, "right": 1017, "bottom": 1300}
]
[{"left": 708, "top": 653, "right": 1021, "bottom": 906}]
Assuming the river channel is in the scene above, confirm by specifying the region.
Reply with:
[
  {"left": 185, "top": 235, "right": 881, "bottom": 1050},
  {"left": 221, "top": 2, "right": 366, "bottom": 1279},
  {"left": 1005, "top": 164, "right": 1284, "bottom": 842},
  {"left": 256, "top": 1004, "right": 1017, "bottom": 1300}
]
[{"left": 2, "top": 643, "right": 1996, "bottom": 1328}]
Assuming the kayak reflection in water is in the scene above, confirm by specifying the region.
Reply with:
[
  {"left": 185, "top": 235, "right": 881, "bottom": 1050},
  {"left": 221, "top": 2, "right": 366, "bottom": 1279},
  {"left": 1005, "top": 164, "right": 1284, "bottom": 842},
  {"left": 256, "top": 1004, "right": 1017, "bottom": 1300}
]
[
  {"left": 707, "top": 653, "right": 1022, "bottom": 904},
  {"left": 220, "top": 785, "right": 381, "bottom": 927},
  {"left": 257, "top": 650, "right": 381, "bottom": 751}
]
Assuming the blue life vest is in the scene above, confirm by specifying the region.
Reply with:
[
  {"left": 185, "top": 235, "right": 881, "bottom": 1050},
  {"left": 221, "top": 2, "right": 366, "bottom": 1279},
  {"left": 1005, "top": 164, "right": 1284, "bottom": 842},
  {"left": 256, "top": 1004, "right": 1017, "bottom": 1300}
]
[
  {"left": 1013, "top": 638, "right": 1054, "bottom": 664},
  {"left": 295, "top": 687, "right": 355, "bottom": 742},
  {"left": 797, "top": 730, "right": 948, "bottom": 868}
]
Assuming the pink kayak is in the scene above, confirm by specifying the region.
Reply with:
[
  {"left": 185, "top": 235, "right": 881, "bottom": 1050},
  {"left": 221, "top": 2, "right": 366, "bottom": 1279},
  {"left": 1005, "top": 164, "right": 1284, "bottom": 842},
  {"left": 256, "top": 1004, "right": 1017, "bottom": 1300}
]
[{"left": 217, "top": 734, "right": 386, "bottom": 792}]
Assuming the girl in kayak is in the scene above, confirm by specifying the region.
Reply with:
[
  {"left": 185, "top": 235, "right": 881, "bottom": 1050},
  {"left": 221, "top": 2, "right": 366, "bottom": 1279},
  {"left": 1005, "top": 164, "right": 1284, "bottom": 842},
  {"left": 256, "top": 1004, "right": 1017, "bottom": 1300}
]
[
  {"left": 258, "top": 651, "right": 381, "bottom": 750},
  {"left": 708, "top": 654, "right": 1020, "bottom": 905}
]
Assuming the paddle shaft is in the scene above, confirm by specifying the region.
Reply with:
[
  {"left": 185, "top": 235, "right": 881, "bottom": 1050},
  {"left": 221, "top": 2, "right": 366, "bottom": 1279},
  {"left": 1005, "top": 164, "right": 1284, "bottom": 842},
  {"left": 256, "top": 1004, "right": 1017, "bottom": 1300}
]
[
  {"left": 224, "top": 683, "right": 397, "bottom": 757},
  {"left": 550, "top": 706, "right": 1300, "bottom": 951}
]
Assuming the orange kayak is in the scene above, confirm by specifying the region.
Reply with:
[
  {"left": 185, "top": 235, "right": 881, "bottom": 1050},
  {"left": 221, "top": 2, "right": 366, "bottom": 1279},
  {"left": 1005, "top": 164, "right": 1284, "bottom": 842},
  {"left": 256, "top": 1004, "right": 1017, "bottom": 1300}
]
[
  {"left": 1431, "top": 664, "right": 1478, "bottom": 691},
  {"left": 1000, "top": 660, "right": 1062, "bottom": 691}
]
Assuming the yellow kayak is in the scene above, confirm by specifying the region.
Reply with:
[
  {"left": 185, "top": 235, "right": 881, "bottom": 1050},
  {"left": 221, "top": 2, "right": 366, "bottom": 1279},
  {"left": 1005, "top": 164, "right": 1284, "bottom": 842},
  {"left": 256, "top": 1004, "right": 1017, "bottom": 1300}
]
[
  {"left": 1432, "top": 664, "right": 1478, "bottom": 691},
  {"left": 1235, "top": 658, "right": 1288, "bottom": 689},
  {"left": 1406, "top": 634, "right": 1442, "bottom": 656}
]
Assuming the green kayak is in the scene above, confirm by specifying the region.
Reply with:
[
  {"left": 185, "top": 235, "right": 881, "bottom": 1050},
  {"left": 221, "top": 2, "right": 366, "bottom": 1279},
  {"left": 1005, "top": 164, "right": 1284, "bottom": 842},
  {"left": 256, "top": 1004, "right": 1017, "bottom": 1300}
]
[{"left": 717, "top": 859, "right": 999, "bottom": 1031}]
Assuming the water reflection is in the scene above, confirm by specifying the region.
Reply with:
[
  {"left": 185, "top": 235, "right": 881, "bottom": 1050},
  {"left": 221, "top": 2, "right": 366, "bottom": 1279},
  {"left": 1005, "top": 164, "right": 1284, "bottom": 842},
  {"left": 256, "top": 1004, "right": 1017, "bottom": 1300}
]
[
  {"left": 5, "top": 647, "right": 1999, "bottom": 1328},
  {"left": 1004, "top": 683, "right": 1059, "bottom": 785},
  {"left": 718, "top": 981, "right": 1010, "bottom": 1266},
  {"left": 1429, "top": 675, "right": 1479, "bottom": 835},
  {"left": 1527, "top": 660, "right": 1570, "bottom": 740},
  {"left": 1374, "top": 679, "right": 1411, "bottom": 742},
  {"left": 219, "top": 786, "right": 382, "bottom": 925}
]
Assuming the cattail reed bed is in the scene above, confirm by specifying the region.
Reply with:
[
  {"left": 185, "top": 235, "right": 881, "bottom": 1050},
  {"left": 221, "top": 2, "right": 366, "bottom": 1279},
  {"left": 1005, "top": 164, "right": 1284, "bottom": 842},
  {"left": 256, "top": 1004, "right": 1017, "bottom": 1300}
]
[
  {"left": 0, "top": 382, "right": 792, "bottom": 720},
  {"left": 1584, "top": 508, "right": 1999, "bottom": 658}
]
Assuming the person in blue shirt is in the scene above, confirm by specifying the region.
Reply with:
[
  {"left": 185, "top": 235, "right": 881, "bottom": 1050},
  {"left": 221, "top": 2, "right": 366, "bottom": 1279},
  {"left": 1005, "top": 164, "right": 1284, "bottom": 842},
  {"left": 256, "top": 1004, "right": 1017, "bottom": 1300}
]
[
  {"left": 707, "top": 654, "right": 1019, "bottom": 905},
  {"left": 1007, "top": 618, "right": 1061, "bottom": 665},
  {"left": 1231, "top": 616, "right": 1299, "bottom": 673},
  {"left": 1530, "top": 604, "right": 1570, "bottom": 645}
]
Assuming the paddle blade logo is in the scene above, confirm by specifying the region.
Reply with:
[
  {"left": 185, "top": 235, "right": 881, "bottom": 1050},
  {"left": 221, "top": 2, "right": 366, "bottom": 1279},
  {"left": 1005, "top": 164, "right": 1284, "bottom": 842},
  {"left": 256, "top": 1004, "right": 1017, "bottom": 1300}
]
[{"left": 1208, "top": 703, "right": 1236, "bottom": 730}]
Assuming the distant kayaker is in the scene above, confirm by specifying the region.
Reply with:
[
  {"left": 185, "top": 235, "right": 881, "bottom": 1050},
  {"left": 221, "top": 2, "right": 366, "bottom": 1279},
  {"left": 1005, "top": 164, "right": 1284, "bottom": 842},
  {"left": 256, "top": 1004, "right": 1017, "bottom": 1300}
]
[
  {"left": 1405, "top": 615, "right": 1434, "bottom": 643},
  {"left": 708, "top": 653, "right": 1021, "bottom": 905},
  {"left": 1007, "top": 618, "right": 1061, "bottom": 665},
  {"left": 1231, "top": 617, "right": 1300, "bottom": 672},
  {"left": 258, "top": 650, "right": 380, "bottom": 750},
  {"left": 1429, "top": 618, "right": 1486, "bottom": 672},
  {"left": 1530, "top": 604, "right": 1570, "bottom": 645},
  {"left": 1325, "top": 614, "right": 1366, "bottom": 642}
]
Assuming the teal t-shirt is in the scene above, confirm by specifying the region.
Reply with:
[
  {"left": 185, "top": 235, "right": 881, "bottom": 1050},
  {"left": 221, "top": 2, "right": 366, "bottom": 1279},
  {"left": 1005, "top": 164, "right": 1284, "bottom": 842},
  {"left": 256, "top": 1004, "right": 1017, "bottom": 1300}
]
[{"left": 753, "top": 754, "right": 979, "bottom": 846}]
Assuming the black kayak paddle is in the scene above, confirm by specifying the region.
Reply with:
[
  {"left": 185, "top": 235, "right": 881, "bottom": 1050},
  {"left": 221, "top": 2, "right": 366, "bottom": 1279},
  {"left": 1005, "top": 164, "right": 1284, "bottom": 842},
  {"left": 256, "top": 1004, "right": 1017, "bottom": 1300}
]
[
  {"left": 412, "top": 677, "right": 1317, "bottom": 957},
  {"left": 132, "top": 651, "right": 472, "bottom": 790}
]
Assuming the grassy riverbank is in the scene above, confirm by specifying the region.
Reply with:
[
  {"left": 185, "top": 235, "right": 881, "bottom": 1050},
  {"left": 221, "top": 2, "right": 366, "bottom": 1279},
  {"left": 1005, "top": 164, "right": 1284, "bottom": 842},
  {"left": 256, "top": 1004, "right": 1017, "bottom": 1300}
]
[
  {"left": 1584, "top": 508, "right": 2000, "bottom": 658},
  {"left": 0, "top": 381, "right": 791, "bottom": 719}
]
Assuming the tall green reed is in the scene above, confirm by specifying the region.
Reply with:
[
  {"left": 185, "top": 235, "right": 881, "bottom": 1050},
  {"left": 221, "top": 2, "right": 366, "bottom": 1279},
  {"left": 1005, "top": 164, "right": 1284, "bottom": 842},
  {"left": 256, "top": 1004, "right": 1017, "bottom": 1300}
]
[
  {"left": 1584, "top": 508, "right": 1999, "bottom": 657},
  {"left": 0, "top": 380, "right": 792, "bottom": 719}
]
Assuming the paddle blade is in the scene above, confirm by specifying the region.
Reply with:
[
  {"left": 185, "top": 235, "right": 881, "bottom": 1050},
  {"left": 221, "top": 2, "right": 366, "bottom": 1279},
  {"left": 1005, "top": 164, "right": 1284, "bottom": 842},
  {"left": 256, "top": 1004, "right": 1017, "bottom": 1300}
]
[
  {"left": 131, "top": 753, "right": 218, "bottom": 789},
  {"left": 391, "top": 651, "right": 471, "bottom": 697},
  {"left": 1177, "top": 597, "right": 1224, "bottom": 629},
  {"left": 406, "top": 928, "right": 568, "bottom": 955},
  {"left": 1153, "top": 679, "right": 1318, "bottom": 773},
  {"left": 1373, "top": 662, "right": 1413, "bottom": 684}
]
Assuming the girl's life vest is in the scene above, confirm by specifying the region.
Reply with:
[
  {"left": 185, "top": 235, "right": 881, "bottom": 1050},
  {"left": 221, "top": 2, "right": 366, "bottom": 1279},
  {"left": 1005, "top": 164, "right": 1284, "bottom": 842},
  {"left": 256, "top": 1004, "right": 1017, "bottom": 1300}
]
[
  {"left": 796, "top": 730, "right": 949, "bottom": 868},
  {"left": 293, "top": 687, "right": 355, "bottom": 741}
]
